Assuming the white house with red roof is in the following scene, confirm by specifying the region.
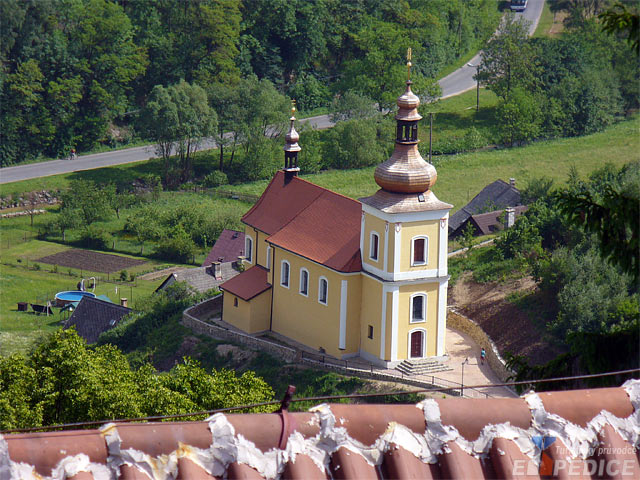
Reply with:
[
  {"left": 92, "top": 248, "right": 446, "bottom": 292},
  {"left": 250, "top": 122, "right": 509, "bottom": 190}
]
[{"left": 220, "top": 71, "right": 452, "bottom": 367}]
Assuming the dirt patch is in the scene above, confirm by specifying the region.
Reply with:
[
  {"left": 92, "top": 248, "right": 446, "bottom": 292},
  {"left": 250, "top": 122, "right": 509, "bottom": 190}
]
[
  {"left": 156, "top": 335, "right": 202, "bottom": 371},
  {"left": 37, "top": 248, "right": 146, "bottom": 273},
  {"left": 450, "top": 272, "right": 564, "bottom": 365},
  {"left": 138, "top": 266, "right": 187, "bottom": 281},
  {"left": 549, "top": 12, "right": 567, "bottom": 35},
  {"left": 215, "top": 344, "right": 257, "bottom": 369}
]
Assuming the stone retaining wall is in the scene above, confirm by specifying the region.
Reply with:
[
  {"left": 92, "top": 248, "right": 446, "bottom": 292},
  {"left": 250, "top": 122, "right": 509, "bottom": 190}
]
[
  {"left": 447, "top": 308, "right": 514, "bottom": 383},
  {"left": 187, "top": 294, "right": 223, "bottom": 319},
  {"left": 183, "top": 300, "right": 463, "bottom": 396}
]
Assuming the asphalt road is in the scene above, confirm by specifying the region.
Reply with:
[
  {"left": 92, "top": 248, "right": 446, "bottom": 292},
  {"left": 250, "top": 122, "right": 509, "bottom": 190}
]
[
  {"left": 439, "top": 0, "right": 544, "bottom": 99},
  {"left": 0, "top": 1, "right": 544, "bottom": 185}
]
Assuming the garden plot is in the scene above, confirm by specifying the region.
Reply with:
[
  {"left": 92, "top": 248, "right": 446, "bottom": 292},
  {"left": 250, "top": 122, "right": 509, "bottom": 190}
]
[{"left": 37, "top": 248, "right": 146, "bottom": 273}]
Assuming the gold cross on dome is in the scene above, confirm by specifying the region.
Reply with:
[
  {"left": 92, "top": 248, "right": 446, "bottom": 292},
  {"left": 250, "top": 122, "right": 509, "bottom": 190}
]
[{"left": 407, "top": 47, "right": 412, "bottom": 81}]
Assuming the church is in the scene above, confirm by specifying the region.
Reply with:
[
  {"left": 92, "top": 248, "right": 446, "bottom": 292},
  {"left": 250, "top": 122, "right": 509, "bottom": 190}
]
[{"left": 220, "top": 69, "right": 452, "bottom": 367}]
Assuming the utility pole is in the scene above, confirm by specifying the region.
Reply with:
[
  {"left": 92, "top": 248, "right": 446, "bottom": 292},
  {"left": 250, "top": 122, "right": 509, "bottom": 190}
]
[
  {"left": 476, "top": 64, "right": 480, "bottom": 112},
  {"left": 429, "top": 112, "right": 433, "bottom": 163},
  {"left": 468, "top": 63, "right": 480, "bottom": 112}
]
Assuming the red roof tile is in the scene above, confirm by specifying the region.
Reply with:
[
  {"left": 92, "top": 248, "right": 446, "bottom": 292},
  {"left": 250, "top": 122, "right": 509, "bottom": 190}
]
[
  {"left": 267, "top": 190, "right": 362, "bottom": 273},
  {"left": 202, "top": 229, "right": 245, "bottom": 266},
  {"left": 219, "top": 265, "right": 271, "bottom": 301},
  {"left": 242, "top": 171, "right": 362, "bottom": 273},
  {"left": 3, "top": 382, "right": 639, "bottom": 479},
  {"left": 241, "top": 172, "right": 326, "bottom": 235}
]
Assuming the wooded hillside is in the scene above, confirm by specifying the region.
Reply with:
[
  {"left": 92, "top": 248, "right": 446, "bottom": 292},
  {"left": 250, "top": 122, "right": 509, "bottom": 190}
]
[{"left": 0, "top": 0, "right": 501, "bottom": 166}]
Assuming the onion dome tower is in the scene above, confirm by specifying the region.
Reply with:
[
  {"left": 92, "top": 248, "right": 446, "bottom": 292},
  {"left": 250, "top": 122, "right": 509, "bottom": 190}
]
[
  {"left": 283, "top": 100, "right": 301, "bottom": 181},
  {"left": 361, "top": 50, "right": 451, "bottom": 214}
]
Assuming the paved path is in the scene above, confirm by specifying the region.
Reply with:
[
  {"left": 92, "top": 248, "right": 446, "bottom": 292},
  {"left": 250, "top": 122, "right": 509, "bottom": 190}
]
[
  {"left": 434, "top": 328, "right": 517, "bottom": 398},
  {"left": 0, "top": 2, "right": 544, "bottom": 185}
]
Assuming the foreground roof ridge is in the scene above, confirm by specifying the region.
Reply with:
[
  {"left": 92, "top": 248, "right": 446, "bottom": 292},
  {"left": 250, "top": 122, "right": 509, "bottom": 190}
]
[{"left": 2, "top": 382, "right": 639, "bottom": 479}]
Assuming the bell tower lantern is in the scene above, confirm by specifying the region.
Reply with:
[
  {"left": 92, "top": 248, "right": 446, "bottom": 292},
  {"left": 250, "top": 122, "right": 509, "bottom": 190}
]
[{"left": 283, "top": 100, "right": 301, "bottom": 181}]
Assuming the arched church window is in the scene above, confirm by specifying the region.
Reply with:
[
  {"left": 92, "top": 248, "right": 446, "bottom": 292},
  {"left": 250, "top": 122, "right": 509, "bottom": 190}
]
[
  {"left": 318, "top": 277, "right": 328, "bottom": 305},
  {"left": 300, "top": 268, "right": 309, "bottom": 296},
  {"left": 281, "top": 261, "right": 290, "bottom": 288},
  {"left": 245, "top": 236, "right": 253, "bottom": 263}
]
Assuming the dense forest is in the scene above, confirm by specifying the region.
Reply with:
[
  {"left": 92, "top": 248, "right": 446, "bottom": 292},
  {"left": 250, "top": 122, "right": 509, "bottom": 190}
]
[{"left": 0, "top": 0, "right": 501, "bottom": 167}]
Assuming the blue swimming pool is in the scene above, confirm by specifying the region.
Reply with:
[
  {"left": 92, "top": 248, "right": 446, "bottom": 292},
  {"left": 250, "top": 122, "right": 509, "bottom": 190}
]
[{"left": 55, "top": 291, "right": 96, "bottom": 306}]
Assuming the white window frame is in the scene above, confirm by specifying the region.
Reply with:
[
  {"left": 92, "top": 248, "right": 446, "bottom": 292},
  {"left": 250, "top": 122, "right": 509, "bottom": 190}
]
[
  {"left": 410, "top": 293, "right": 427, "bottom": 323},
  {"left": 299, "top": 268, "right": 309, "bottom": 296},
  {"left": 280, "top": 260, "right": 290, "bottom": 288},
  {"left": 407, "top": 328, "right": 427, "bottom": 359},
  {"left": 266, "top": 246, "right": 272, "bottom": 270},
  {"left": 411, "top": 236, "right": 428, "bottom": 266},
  {"left": 318, "top": 276, "right": 328, "bottom": 305},
  {"left": 369, "top": 231, "right": 380, "bottom": 261},
  {"left": 245, "top": 236, "right": 253, "bottom": 263}
]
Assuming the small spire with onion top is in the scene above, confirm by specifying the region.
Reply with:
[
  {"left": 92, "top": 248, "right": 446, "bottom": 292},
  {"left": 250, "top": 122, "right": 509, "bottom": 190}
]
[{"left": 283, "top": 99, "right": 301, "bottom": 179}]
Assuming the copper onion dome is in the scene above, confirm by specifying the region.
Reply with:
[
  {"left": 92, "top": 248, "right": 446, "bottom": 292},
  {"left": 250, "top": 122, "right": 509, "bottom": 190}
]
[
  {"left": 373, "top": 50, "right": 437, "bottom": 194},
  {"left": 373, "top": 81, "right": 437, "bottom": 194}
]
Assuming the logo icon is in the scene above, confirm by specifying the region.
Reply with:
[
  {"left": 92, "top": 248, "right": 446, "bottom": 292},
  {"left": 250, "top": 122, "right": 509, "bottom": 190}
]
[{"left": 533, "top": 436, "right": 556, "bottom": 475}]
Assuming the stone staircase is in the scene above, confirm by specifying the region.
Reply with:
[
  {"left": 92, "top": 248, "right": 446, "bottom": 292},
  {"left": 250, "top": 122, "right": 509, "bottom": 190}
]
[{"left": 395, "top": 358, "right": 452, "bottom": 376}]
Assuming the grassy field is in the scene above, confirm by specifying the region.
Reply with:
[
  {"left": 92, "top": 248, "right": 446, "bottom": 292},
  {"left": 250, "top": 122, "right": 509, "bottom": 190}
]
[{"left": 220, "top": 114, "right": 640, "bottom": 211}]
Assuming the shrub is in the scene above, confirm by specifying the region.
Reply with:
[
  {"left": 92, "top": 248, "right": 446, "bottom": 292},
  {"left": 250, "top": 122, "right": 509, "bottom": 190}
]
[
  {"left": 154, "top": 225, "right": 197, "bottom": 263},
  {"left": 79, "top": 226, "right": 111, "bottom": 250},
  {"left": 33, "top": 263, "right": 41, "bottom": 271},
  {"left": 119, "top": 270, "right": 128, "bottom": 282},
  {"left": 203, "top": 171, "right": 229, "bottom": 188}
]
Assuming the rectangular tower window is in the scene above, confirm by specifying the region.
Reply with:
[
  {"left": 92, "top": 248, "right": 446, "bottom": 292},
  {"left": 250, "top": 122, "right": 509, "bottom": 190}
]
[
  {"left": 370, "top": 232, "right": 379, "bottom": 261},
  {"left": 412, "top": 237, "right": 427, "bottom": 265},
  {"left": 411, "top": 295, "right": 425, "bottom": 322},
  {"left": 368, "top": 325, "right": 374, "bottom": 339}
]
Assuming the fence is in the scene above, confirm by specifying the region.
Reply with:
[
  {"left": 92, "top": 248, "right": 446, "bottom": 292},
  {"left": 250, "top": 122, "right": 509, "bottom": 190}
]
[
  {"left": 0, "top": 229, "right": 39, "bottom": 250},
  {"left": 182, "top": 299, "right": 499, "bottom": 398},
  {"left": 212, "top": 190, "right": 260, "bottom": 203}
]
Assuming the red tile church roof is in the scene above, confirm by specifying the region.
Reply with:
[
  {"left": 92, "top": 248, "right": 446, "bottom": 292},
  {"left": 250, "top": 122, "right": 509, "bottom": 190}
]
[
  {"left": 242, "top": 171, "right": 362, "bottom": 273},
  {"left": 219, "top": 265, "right": 271, "bottom": 301}
]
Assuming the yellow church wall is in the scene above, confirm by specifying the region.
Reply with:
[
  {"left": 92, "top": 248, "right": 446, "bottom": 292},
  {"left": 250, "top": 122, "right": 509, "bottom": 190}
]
[
  {"left": 399, "top": 221, "right": 440, "bottom": 272},
  {"left": 242, "top": 226, "right": 272, "bottom": 269},
  {"left": 271, "top": 248, "right": 360, "bottom": 357},
  {"left": 222, "top": 293, "right": 252, "bottom": 332},
  {"left": 222, "top": 290, "right": 272, "bottom": 334},
  {"left": 359, "top": 275, "right": 383, "bottom": 359},
  {"left": 248, "top": 290, "right": 272, "bottom": 333},
  {"left": 385, "top": 290, "right": 393, "bottom": 360},
  {"left": 362, "top": 213, "right": 388, "bottom": 272},
  {"left": 396, "top": 282, "right": 440, "bottom": 358}
]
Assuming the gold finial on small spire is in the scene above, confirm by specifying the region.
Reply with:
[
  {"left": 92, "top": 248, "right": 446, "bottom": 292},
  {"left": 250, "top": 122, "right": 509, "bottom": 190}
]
[
  {"left": 406, "top": 47, "right": 412, "bottom": 82},
  {"left": 291, "top": 99, "right": 297, "bottom": 117}
]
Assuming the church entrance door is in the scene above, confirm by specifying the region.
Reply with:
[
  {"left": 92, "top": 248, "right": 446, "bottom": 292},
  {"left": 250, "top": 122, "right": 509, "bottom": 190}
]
[{"left": 410, "top": 331, "right": 424, "bottom": 358}]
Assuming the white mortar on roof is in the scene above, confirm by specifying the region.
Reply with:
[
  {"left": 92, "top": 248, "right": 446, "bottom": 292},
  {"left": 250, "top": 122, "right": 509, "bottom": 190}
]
[{"left": 0, "top": 434, "right": 112, "bottom": 480}]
